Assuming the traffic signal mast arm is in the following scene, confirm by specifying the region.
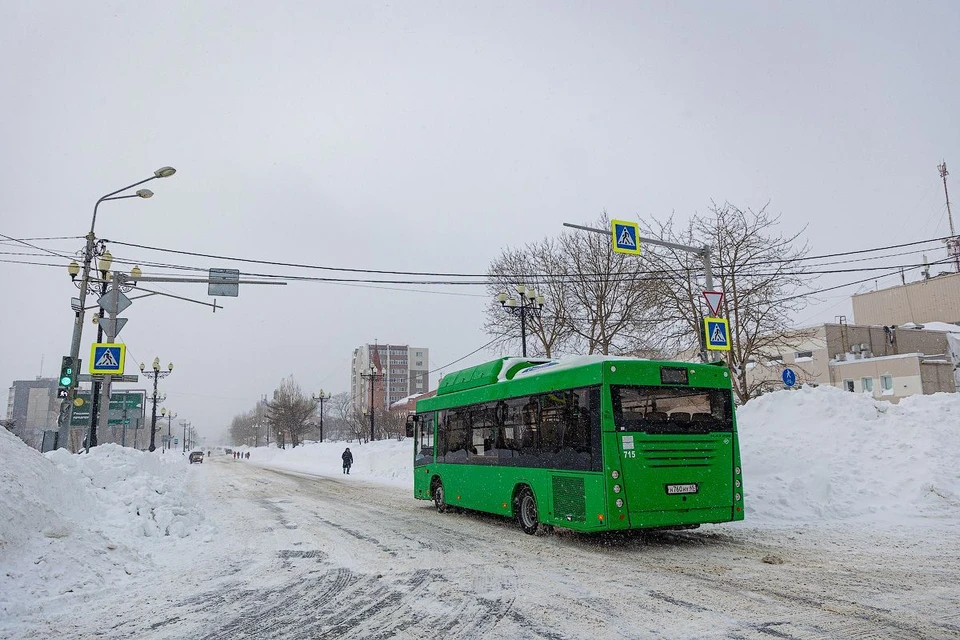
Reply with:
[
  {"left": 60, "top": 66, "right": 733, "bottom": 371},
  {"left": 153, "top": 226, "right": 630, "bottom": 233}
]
[
  {"left": 561, "top": 222, "right": 716, "bottom": 297},
  {"left": 562, "top": 221, "right": 717, "bottom": 362}
]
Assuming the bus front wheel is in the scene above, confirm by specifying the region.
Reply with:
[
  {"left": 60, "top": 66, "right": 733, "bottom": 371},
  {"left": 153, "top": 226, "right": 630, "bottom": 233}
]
[
  {"left": 515, "top": 487, "right": 540, "bottom": 535},
  {"left": 433, "top": 479, "right": 448, "bottom": 513}
]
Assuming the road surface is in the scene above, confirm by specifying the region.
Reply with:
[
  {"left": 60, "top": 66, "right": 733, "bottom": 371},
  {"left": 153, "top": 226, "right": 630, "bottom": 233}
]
[{"left": 15, "top": 457, "right": 960, "bottom": 639}]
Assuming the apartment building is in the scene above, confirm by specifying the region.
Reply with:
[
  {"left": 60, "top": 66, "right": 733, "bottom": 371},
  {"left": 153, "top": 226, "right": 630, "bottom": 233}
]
[{"left": 350, "top": 344, "right": 429, "bottom": 414}]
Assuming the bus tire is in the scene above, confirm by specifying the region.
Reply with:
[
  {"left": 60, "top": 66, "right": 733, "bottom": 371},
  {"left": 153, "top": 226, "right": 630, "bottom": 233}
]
[
  {"left": 433, "top": 479, "right": 448, "bottom": 513},
  {"left": 515, "top": 486, "right": 540, "bottom": 535}
]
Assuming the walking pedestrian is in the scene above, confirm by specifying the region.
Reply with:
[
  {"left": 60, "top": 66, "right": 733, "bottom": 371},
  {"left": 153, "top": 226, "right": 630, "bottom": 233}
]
[{"left": 342, "top": 447, "right": 353, "bottom": 474}]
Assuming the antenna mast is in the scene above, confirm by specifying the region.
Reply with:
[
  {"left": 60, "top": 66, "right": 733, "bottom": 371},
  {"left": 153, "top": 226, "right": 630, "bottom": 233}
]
[{"left": 938, "top": 161, "right": 960, "bottom": 272}]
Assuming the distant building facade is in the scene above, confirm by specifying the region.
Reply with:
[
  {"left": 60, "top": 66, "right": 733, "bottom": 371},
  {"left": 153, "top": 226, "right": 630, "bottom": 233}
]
[
  {"left": 852, "top": 272, "right": 960, "bottom": 326},
  {"left": 742, "top": 322, "right": 957, "bottom": 402},
  {"left": 351, "top": 344, "right": 429, "bottom": 415},
  {"left": 5, "top": 378, "right": 60, "bottom": 448}
]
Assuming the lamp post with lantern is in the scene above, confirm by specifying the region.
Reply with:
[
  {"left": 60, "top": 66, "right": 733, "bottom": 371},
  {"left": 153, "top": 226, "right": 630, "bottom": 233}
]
[
  {"left": 160, "top": 408, "right": 177, "bottom": 451},
  {"left": 496, "top": 284, "right": 546, "bottom": 357},
  {"left": 74, "top": 247, "right": 143, "bottom": 452},
  {"left": 312, "top": 389, "right": 331, "bottom": 443},
  {"left": 141, "top": 358, "right": 173, "bottom": 452},
  {"left": 58, "top": 167, "right": 176, "bottom": 451},
  {"left": 360, "top": 363, "right": 383, "bottom": 442}
]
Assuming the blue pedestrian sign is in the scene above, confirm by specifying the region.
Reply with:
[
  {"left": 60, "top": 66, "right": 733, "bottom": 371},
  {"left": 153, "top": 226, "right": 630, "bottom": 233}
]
[
  {"left": 611, "top": 219, "right": 641, "bottom": 255},
  {"left": 782, "top": 368, "right": 797, "bottom": 387},
  {"left": 90, "top": 343, "right": 126, "bottom": 375},
  {"left": 703, "top": 317, "right": 730, "bottom": 351}
]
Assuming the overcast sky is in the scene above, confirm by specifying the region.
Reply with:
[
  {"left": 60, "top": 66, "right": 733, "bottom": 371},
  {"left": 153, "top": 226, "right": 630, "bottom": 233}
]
[{"left": 2, "top": 1, "right": 958, "bottom": 442}]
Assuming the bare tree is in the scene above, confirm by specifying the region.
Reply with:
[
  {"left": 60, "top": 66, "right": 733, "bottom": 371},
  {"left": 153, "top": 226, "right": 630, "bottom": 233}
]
[
  {"left": 558, "top": 212, "right": 667, "bottom": 356},
  {"left": 228, "top": 409, "right": 256, "bottom": 446},
  {"left": 348, "top": 409, "right": 369, "bottom": 444},
  {"left": 484, "top": 212, "right": 668, "bottom": 358},
  {"left": 266, "top": 376, "right": 317, "bottom": 448},
  {"left": 327, "top": 392, "right": 355, "bottom": 442},
  {"left": 379, "top": 410, "right": 408, "bottom": 441},
  {"left": 643, "top": 202, "right": 816, "bottom": 403}
]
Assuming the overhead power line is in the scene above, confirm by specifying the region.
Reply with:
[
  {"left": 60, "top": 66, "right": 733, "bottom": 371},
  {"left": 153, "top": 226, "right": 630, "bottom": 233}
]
[{"left": 103, "top": 234, "right": 957, "bottom": 279}]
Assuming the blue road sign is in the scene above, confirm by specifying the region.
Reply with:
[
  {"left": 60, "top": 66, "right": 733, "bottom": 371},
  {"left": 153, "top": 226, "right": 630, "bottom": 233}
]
[
  {"left": 611, "top": 219, "right": 641, "bottom": 255},
  {"left": 782, "top": 368, "right": 797, "bottom": 387},
  {"left": 90, "top": 343, "right": 125, "bottom": 374},
  {"left": 704, "top": 317, "right": 730, "bottom": 351}
]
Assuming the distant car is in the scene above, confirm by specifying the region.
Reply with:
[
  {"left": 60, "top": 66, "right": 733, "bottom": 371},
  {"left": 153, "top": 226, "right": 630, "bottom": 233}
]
[{"left": 189, "top": 451, "right": 204, "bottom": 464}]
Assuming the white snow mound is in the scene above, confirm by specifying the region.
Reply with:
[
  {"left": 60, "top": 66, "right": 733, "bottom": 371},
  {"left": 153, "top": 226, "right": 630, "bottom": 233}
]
[{"left": 738, "top": 385, "right": 960, "bottom": 524}]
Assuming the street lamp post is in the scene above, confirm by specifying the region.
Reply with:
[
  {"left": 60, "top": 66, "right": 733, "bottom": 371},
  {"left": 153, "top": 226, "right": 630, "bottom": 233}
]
[
  {"left": 141, "top": 358, "right": 173, "bottom": 452},
  {"left": 360, "top": 364, "right": 383, "bottom": 442},
  {"left": 57, "top": 167, "right": 175, "bottom": 451},
  {"left": 312, "top": 389, "right": 330, "bottom": 443},
  {"left": 81, "top": 246, "right": 113, "bottom": 451},
  {"left": 161, "top": 408, "right": 177, "bottom": 451},
  {"left": 497, "top": 284, "right": 546, "bottom": 357},
  {"left": 78, "top": 250, "right": 143, "bottom": 452}
]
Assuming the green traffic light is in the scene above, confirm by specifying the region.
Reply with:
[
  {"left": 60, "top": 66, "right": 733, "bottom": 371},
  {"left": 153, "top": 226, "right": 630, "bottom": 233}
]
[{"left": 60, "top": 375, "right": 72, "bottom": 385}]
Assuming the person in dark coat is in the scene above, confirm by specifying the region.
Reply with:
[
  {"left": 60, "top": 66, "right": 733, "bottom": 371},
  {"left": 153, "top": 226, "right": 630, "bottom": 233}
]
[{"left": 342, "top": 447, "right": 353, "bottom": 474}]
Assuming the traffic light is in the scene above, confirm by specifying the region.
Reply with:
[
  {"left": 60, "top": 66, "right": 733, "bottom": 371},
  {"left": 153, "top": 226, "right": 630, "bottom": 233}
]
[{"left": 57, "top": 356, "right": 76, "bottom": 398}]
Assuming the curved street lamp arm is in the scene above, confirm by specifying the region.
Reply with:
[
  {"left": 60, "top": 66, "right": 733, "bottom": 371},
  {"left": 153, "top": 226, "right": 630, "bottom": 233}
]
[{"left": 91, "top": 175, "right": 157, "bottom": 233}]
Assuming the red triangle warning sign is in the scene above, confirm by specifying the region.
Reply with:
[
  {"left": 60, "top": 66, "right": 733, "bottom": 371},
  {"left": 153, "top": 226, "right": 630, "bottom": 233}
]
[{"left": 703, "top": 291, "right": 723, "bottom": 316}]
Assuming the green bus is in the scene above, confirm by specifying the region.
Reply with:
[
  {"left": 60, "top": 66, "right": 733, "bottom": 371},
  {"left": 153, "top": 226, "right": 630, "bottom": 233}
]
[{"left": 411, "top": 356, "right": 744, "bottom": 534}]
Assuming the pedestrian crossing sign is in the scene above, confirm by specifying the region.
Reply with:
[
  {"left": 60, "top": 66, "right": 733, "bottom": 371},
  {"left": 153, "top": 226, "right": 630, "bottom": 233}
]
[
  {"left": 704, "top": 317, "right": 730, "bottom": 351},
  {"left": 90, "top": 343, "right": 126, "bottom": 374},
  {"left": 611, "top": 219, "right": 641, "bottom": 255}
]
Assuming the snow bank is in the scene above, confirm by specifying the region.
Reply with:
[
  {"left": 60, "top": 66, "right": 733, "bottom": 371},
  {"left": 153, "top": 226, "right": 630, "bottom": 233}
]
[
  {"left": 235, "top": 438, "right": 412, "bottom": 489},
  {"left": 738, "top": 385, "right": 960, "bottom": 524},
  {"left": 0, "top": 431, "right": 210, "bottom": 614}
]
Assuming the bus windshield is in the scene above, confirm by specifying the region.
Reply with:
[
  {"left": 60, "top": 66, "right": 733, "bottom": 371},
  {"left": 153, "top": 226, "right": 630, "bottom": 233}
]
[{"left": 610, "top": 385, "right": 732, "bottom": 434}]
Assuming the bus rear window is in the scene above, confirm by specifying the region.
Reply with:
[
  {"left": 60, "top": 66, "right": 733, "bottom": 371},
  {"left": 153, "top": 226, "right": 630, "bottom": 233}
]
[{"left": 610, "top": 385, "right": 732, "bottom": 433}]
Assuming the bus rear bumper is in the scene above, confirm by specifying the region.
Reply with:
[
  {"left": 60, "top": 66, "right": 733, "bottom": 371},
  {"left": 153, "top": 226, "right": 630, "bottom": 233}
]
[{"left": 626, "top": 506, "right": 739, "bottom": 529}]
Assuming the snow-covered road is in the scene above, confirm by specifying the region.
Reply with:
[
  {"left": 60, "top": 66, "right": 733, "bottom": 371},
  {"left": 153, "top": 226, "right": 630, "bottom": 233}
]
[{"left": 13, "top": 455, "right": 959, "bottom": 640}]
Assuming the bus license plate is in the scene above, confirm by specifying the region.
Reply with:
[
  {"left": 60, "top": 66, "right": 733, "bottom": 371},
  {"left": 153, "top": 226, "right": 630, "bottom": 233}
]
[{"left": 666, "top": 483, "right": 698, "bottom": 495}]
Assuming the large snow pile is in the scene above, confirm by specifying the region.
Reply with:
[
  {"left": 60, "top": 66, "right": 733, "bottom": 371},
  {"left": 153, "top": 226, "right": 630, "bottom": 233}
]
[
  {"left": 738, "top": 385, "right": 960, "bottom": 524},
  {"left": 0, "top": 432, "right": 211, "bottom": 615}
]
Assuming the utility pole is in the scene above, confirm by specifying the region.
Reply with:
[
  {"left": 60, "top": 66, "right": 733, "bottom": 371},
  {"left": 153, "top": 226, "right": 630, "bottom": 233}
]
[{"left": 938, "top": 161, "right": 960, "bottom": 272}]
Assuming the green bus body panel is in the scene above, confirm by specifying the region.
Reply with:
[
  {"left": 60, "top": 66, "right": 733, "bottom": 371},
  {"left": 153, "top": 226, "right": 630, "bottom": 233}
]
[
  {"left": 610, "top": 432, "right": 735, "bottom": 523},
  {"left": 414, "top": 357, "right": 745, "bottom": 532}
]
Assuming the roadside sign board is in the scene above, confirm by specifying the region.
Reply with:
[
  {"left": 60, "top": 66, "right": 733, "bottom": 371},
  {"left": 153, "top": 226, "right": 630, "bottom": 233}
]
[
  {"left": 79, "top": 374, "right": 139, "bottom": 383},
  {"left": 98, "top": 316, "right": 128, "bottom": 339},
  {"left": 703, "top": 291, "right": 724, "bottom": 316},
  {"left": 98, "top": 289, "right": 132, "bottom": 315},
  {"left": 90, "top": 343, "right": 125, "bottom": 374},
  {"left": 704, "top": 317, "right": 731, "bottom": 351},
  {"left": 611, "top": 219, "right": 641, "bottom": 255},
  {"left": 782, "top": 368, "right": 797, "bottom": 387},
  {"left": 209, "top": 268, "right": 240, "bottom": 297},
  {"left": 70, "top": 390, "right": 145, "bottom": 427}
]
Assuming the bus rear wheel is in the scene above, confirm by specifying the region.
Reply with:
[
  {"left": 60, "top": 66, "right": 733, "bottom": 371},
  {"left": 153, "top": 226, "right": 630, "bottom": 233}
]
[
  {"left": 516, "top": 487, "right": 540, "bottom": 535},
  {"left": 433, "top": 479, "right": 448, "bottom": 513}
]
